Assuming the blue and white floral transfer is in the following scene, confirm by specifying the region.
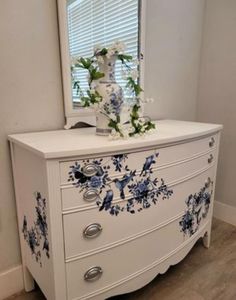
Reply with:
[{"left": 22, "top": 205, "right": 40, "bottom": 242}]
[
  {"left": 179, "top": 182, "right": 213, "bottom": 236},
  {"left": 22, "top": 192, "right": 49, "bottom": 267},
  {"left": 68, "top": 152, "right": 173, "bottom": 216}
]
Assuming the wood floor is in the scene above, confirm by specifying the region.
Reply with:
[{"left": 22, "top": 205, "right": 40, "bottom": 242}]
[{"left": 6, "top": 218, "right": 236, "bottom": 300}]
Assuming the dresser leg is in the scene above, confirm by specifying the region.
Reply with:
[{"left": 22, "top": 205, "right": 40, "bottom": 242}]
[
  {"left": 22, "top": 265, "right": 35, "bottom": 292},
  {"left": 202, "top": 230, "right": 211, "bottom": 248}
]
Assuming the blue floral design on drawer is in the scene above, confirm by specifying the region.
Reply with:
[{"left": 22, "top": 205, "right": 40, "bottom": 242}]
[
  {"left": 68, "top": 152, "right": 173, "bottom": 216},
  {"left": 68, "top": 158, "right": 111, "bottom": 193},
  {"left": 22, "top": 192, "right": 49, "bottom": 267},
  {"left": 179, "top": 181, "right": 212, "bottom": 236}
]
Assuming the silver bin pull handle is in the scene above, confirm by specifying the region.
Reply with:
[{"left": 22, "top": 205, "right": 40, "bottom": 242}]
[
  {"left": 83, "top": 189, "right": 99, "bottom": 202},
  {"left": 82, "top": 164, "right": 99, "bottom": 177},
  {"left": 209, "top": 137, "right": 215, "bottom": 148},
  {"left": 84, "top": 266, "right": 103, "bottom": 282},
  {"left": 83, "top": 223, "right": 102, "bottom": 239},
  {"left": 208, "top": 154, "right": 214, "bottom": 164},
  {"left": 205, "top": 177, "right": 211, "bottom": 188}
]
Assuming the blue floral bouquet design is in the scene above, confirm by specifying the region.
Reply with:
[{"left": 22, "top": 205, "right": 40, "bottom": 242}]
[{"left": 68, "top": 152, "right": 173, "bottom": 216}]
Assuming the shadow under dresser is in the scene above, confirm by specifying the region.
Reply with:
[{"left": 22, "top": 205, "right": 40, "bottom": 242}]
[{"left": 8, "top": 120, "right": 222, "bottom": 300}]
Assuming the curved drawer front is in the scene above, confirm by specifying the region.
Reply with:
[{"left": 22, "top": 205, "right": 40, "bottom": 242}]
[
  {"left": 59, "top": 134, "right": 218, "bottom": 185},
  {"left": 65, "top": 216, "right": 209, "bottom": 300},
  {"left": 61, "top": 150, "right": 216, "bottom": 212},
  {"left": 63, "top": 167, "right": 215, "bottom": 259}
]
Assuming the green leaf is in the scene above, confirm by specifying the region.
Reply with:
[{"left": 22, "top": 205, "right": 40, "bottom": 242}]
[
  {"left": 145, "top": 121, "right": 156, "bottom": 130},
  {"left": 78, "top": 57, "right": 93, "bottom": 69},
  {"left": 92, "top": 71, "right": 105, "bottom": 80},
  {"left": 81, "top": 96, "right": 91, "bottom": 107},
  {"left": 126, "top": 77, "right": 143, "bottom": 96},
  {"left": 118, "top": 54, "right": 133, "bottom": 63},
  {"left": 99, "top": 48, "right": 108, "bottom": 56}
]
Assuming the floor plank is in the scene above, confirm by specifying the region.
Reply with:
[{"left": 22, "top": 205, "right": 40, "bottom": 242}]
[{"left": 5, "top": 219, "right": 236, "bottom": 300}]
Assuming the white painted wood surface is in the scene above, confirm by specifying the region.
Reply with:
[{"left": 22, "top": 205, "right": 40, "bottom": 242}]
[
  {"left": 8, "top": 120, "right": 222, "bottom": 159},
  {"left": 9, "top": 120, "right": 222, "bottom": 300}
]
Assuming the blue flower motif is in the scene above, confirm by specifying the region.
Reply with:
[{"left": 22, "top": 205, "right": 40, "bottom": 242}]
[
  {"left": 137, "top": 182, "right": 148, "bottom": 193},
  {"left": 110, "top": 91, "right": 123, "bottom": 115},
  {"left": 68, "top": 158, "right": 111, "bottom": 192},
  {"left": 69, "top": 152, "right": 173, "bottom": 216},
  {"left": 180, "top": 184, "right": 212, "bottom": 236},
  {"left": 90, "top": 176, "right": 102, "bottom": 188},
  {"left": 111, "top": 154, "right": 128, "bottom": 172},
  {"left": 22, "top": 192, "right": 49, "bottom": 267}
]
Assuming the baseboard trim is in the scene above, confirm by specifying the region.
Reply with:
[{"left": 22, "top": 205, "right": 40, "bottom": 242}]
[
  {"left": 0, "top": 265, "right": 24, "bottom": 300},
  {"left": 214, "top": 200, "right": 236, "bottom": 227}
]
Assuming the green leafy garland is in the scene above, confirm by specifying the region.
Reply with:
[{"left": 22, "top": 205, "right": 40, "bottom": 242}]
[{"left": 71, "top": 42, "right": 155, "bottom": 138}]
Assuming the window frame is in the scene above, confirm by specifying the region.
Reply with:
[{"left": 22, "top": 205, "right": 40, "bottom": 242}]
[{"left": 57, "top": 0, "right": 146, "bottom": 129}]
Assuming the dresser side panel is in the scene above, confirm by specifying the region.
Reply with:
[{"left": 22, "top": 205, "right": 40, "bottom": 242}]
[{"left": 11, "top": 144, "right": 56, "bottom": 299}]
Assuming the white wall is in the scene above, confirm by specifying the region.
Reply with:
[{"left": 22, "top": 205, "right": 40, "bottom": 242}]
[
  {"left": 197, "top": 0, "right": 236, "bottom": 208},
  {"left": 0, "top": 0, "right": 64, "bottom": 273},
  {"left": 144, "top": 0, "right": 205, "bottom": 121}
]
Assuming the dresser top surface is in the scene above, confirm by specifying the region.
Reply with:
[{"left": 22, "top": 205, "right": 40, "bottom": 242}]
[{"left": 8, "top": 120, "right": 222, "bottom": 159}]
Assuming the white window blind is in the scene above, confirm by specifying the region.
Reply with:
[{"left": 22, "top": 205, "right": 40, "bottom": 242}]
[{"left": 67, "top": 0, "right": 140, "bottom": 102}]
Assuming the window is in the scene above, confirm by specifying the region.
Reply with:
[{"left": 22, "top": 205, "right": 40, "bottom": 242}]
[{"left": 67, "top": 0, "right": 141, "bottom": 104}]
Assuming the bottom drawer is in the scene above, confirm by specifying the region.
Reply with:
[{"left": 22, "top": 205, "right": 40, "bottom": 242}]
[{"left": 65, "top": 214, "right": 211, "bottom": 300}]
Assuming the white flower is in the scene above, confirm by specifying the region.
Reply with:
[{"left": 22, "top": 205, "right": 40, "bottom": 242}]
[
  {"left": 140, "top": 125, "right": 146, "bottom": 133},
  {"left": 90, "top": 82, "right": 97, "bottom": 89},
  {"left": 95, "top": 97, "right": 101, "bottom": 102},
  {"left": 112, "top": 41, "right": 126, "bottom": 53},
  {"left": 122, "top": 129, "right": 130, "bottom": 139},
  {"left": 139, "top": 117, "right": 146, "bottom": 124},
  {"left": 90, "top": 89, "right": 96, "bottom": 95},
  {"left": 107, "top": 49, "right": 115, "bottom": 59},
  {"left": 109, "top": 129, "right": 121, "bottom": 140},
  {"left": 97, "top": 56, "right": 104, "bottom": 64},
  {"left": 117, "top": 123, "right": 123, "bottom": 130},
  {"left": 109, "top": 113, "right": 116, "bottom": 121}
]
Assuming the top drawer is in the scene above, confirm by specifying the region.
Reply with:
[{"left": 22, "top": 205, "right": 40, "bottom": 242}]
[{"left": 59, "top": 134, "right": 218, "bottom": 185}]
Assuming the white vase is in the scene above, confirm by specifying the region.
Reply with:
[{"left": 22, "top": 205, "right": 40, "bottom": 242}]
[{"left": 95, "top": 56, "right": 124, "bottom": 136}]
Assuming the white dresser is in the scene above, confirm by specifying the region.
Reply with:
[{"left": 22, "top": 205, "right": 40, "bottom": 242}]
[{"left": 9, "top": 120, "right": 222, "bottom": 300}]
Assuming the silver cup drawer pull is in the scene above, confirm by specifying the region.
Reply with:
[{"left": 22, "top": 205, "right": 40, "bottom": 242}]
[
  {"left": 82, "top": 164, "right": 98, "bottom": 177},
  {"left": 83, "top": 223, "right": 102, "bottom": 238},
  {"left": 205, "top": 177, "right": 211, "bottom": 188},
  {"left": 208, "top": 154, "right": 214, "bottom": 164},
  {"left": 83, "top": 189, "right": 99, "bottom": 202},
  {"left": 209, "top": 137, "right": 215, "bottom": 148},
  {"left": 84, "top": 266, "right": 103, "bottom": 282}
]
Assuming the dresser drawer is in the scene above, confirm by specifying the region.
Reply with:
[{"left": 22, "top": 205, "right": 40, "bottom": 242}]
[
  {"left": 59, "top": 134, "right": 218, "bottom": 185},
  {"left": 65, "top": 216, "right": 184, "bottom": 300},
  {"left": 61, "top": 150, "right": 216, "bottom": 212},
  {"left": 63, "top": 166, "right": 215, "bottom": 259}
]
